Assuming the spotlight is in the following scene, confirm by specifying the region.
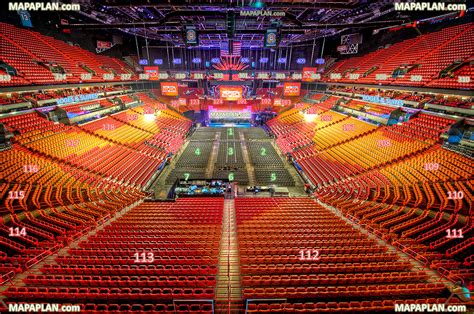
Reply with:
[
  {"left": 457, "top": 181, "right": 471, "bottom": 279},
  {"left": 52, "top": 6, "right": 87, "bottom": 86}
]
[
  {"left": 144, "top": 114, "right": 155, "bottom": 122},
  {"left": 303, "top": 113, "right": 317, "bottom": 122},
  {"left": 253, "top": 0, "right": 264, "bottom": 8}
]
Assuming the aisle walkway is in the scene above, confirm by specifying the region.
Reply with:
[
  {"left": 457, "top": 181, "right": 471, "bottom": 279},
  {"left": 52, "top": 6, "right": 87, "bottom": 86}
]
[{"left": 215, "top": 199, "right": 242, "bottom": 313}]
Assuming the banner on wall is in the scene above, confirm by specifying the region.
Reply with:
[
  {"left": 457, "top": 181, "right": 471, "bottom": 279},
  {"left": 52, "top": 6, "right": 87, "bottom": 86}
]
[
  {"left": 161, "top": 82, "right": 179, "bottom": 96},
  {"left": 302, "top": 67, "right": 318, "bottom": 82},
  {"left": 220, "top": 86, "right": 243, "bottom": 101},
  {"left": 18, "top": 10, "right": 32, "bottom": 28},
  {"left": 97, "top": 40, "right": 112, "bottom": 49},
  {"left": 145, "top": 66, "right": 160, "bottom": 80},
  {"left": 283, "top": 82, "right": 301, "bottom": 97}
]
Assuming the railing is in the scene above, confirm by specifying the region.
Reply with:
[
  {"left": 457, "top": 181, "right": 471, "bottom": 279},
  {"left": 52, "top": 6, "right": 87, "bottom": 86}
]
[
  {"left": 391, "top": 240, "right": 430, "bottom": 267},
  {"left": 0, "top": 270, "right": 15, "bottom": 285},
  {"left": 437, "top": 267, "right": 465, "bottom": 286}
]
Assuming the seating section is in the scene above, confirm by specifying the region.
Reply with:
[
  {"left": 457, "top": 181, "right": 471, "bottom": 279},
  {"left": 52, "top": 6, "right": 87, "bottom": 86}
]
[
  {"left": 242, "top": 128, "right": 271, "bottom": 140},
  {"left": 340, "top": 99, "right": 394, "bottom": 117},
  {"left": 0, "top": 23, "right": 136, "bottom": 86},
  {"left": 389, "top": 113, "right": 456, "bottom": 141},
  {"left": 324, "top": 24, "right": 474, "bottom": 89},
  {"left": 328, "top": 85, "right": 474, "bottom": 110},
  {"left": 0, "top": 96, "right": 192, "bottom": 189},
  {"left": 270, "top": 95, "right": 472, "bottom": 292},
  {"left": 80, "top": 117, "right": 153, "bottom": 148},
  {"left": 246, "top": 141, "right": 294, "bottom": 186},
  {"left": 0, "top": 98, "right": 192, "bottom": 282},
  {"left": 1, "top": 145, "right": 144, "bottom": 283},
  {"left": 237, "top": 198, "right": 457, "bottom": 312},
  {"left": 268, "top": 96, "right": 345, "bottom": 153},
  {"left": 214, "top": 129, "right": 249, "bottom": 184},
  {"left": 294, "top": 127, "right": 430, "bottom": 186},
  {"left": 3, "top": 198, "right": 222, "bottom": 313},
  {"left": 312, "top": 117, "right": 378, "bottom": 150},
  {"left": 0, "top": 112, "right": 69, "bottom": 143}
]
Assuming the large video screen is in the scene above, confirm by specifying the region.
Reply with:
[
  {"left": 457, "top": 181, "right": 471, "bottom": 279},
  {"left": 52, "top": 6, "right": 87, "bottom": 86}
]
[
  {"left": 160, "top": 82, "right": 179, "bottom": 96},
  {"left": 283, "top": 82, "right": 301, "bottom": 97},
  {"left": 220, "top": 86, "right": 243, "bottom": 101}
]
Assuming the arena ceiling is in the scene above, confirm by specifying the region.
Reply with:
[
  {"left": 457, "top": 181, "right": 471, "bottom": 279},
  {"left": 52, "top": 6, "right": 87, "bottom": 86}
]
[{"left": 64, "top": 0, "right": 426, "bottom": 47}]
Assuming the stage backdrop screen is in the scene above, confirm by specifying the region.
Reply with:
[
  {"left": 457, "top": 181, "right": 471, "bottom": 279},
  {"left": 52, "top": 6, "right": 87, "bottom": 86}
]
[
  {"left": 144, "top": 66, "right": 159, "bottom": 80},
  {"left": 161, "top": 82, "right": 179, "bottom": 96},
  {"left": 283, "top": 82, "right": 301, "bottom": 97},
  {"left": 220, "top": 86, "right": 243, "bottom": 101}
]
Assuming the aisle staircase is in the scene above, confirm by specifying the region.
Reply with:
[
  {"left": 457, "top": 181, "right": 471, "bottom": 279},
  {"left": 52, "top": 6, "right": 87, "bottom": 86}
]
[{"left": 215, "top": 199, "right": 243, "bottom": 313}]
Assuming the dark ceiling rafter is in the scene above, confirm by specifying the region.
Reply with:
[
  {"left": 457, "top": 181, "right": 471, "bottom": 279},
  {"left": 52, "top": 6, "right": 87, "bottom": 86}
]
[
  {"left": 71, "top": 0, "right": 406, "bottom": 46},
  {"left": 101, "top": 0, "right": 355, "bottom": 10},
  {"left": 59, "top": 19, "right": 405, "bottom": 30}
]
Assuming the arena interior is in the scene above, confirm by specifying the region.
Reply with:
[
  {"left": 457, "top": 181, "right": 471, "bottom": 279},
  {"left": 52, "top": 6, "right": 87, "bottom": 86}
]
[{"left": 0, "top": 0, "right": 473, "bottom": 313}]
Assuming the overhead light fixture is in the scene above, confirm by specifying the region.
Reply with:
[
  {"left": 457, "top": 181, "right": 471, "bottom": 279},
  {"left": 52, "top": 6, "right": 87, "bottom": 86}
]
[{"left": 253, "top": 0, "right": 265, "bottom": 9}]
